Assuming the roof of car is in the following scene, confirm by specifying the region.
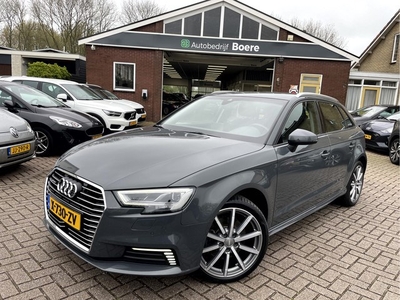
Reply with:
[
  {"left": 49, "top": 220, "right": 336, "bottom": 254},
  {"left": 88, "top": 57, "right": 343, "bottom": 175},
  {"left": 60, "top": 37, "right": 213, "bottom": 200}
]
[
  {"left": 207, "top": 92, "right": 340, "bottom": 103},
  {"left": 0, "top": 76, "right": 79, "bottom": 85}
]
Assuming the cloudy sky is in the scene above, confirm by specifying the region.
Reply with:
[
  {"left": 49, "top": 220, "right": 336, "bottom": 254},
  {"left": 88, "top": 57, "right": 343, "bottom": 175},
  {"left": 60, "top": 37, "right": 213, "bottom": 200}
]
[{"left": 134, "top": 0, "right": 397, "bottom": 57}]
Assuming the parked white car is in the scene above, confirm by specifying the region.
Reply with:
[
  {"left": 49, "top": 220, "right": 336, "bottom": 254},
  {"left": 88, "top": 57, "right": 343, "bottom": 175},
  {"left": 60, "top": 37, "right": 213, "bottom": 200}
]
[
  {"left": 85, "top": 84, "right": 147, "bottom": 122},
  {"left": 0, "top": 76, "right": 138, "bottom": 132}
]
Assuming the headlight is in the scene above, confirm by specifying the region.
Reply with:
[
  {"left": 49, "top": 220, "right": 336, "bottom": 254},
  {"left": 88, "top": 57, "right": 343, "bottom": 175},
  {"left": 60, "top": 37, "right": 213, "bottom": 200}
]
[
  {"left": 26, "top": 122, "right": 33, "bottom": 133},
  {"left": 381, "top": 127, "right": 393, "bottom": 134},
  {"left": 115, "top": 188, "right": 195, "bottom": 214},
  {"left": 103, "top": 110, "right": 122, "bottom": 117},
  {"left": 49, "top": 116, "right": 82, "bottom": 128}
]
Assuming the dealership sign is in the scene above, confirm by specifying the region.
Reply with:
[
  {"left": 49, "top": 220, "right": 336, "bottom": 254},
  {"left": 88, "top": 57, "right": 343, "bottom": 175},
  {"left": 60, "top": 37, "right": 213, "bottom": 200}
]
[{"left": 90, "top": 31, "right": 348, "bottom": 60}]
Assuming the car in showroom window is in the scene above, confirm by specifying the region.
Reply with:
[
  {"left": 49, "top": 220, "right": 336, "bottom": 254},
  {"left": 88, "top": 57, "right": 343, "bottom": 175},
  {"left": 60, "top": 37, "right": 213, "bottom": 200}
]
[{"left": 43, "top": 92, "right": 366, "bottom": 283}]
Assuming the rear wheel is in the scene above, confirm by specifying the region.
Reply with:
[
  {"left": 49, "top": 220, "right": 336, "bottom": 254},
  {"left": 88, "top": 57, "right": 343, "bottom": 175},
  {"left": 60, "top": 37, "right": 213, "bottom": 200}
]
[
  {"left": 34, "top": 128, "right": 53, "bottom": 156},
  {"left": 389, "top": 137, "right": 400, "bottom": 165},
  {"left": 200, "top": 196, "right": 268, "bottom": 283},
  {"left": 340, "top": 161, "right": 364, "bottom": 206}
]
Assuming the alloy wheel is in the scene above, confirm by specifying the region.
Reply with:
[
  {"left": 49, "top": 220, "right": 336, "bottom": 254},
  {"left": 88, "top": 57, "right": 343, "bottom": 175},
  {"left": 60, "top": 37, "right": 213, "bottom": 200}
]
[
  {"left": 349, "top": 164, "right": 364, "bottom": 203},
  {"left": 35, "top": 130, "right": 49, "bottom": 155},
  {"left": 201, "top": 206, "right": 264, "bottom": 281},
  {"left": 389, "top": 138, "right": 400, "bottom": 164}
]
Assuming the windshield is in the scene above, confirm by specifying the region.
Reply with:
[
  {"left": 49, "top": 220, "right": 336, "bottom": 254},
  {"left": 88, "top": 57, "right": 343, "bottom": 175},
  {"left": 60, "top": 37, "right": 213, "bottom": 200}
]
[
  {"left": 62, "top": 84, "right": 103, "bottom": 100},
  {"left": 4, "top": 84, "right": 65, "bottom": 107},
  {"left": 159, "top": 95, "right": 287, "bottom": 143},
  {"left": 351, "top": 106, "right": 385, "bottom": 117},
  {"left": 388, "top": 111, "right": 400, "bottom": 121}
]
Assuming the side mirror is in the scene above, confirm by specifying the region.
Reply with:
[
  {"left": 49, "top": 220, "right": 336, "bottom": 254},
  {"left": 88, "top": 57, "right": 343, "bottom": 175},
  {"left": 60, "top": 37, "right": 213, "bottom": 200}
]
[
  {"left": 287, "top": 129, "right": 318, "bottom": 152},
  {"left": 4, "top": 100, "right": 17, "bottom": 112},
  {"left": 56, "top": 93, "right": 68, "bottom": 102}
]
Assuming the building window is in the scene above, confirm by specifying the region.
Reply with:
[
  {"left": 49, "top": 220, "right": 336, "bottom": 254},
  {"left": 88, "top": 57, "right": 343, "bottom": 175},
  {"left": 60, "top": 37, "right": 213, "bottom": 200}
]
[
  {"left": 299, "top": 74, "right": 323, "bottom": 94},
  {"left": 114, "top": 62, "right": 135, "bottom": 91},
  {"left": 223, "top": 8, "right": 240, "bottom": 38},
  {"left": 203, "top": 7, "right": 221, "bottom": 37},
  {"left": 391, "top": 34, "right": 399, "bottom": 63},
  {"left": 184, "top": 13, "right": 202, "bottom": 36}
]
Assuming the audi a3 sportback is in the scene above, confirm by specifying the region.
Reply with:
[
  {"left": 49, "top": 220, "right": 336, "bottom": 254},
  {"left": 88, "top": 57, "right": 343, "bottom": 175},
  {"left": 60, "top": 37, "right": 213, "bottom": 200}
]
[{"left": 43, "top": 92, "right": 367, "bottom": 283}]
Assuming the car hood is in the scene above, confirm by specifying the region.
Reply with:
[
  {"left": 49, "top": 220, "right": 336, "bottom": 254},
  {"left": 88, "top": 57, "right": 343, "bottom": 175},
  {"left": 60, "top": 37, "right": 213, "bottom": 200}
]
[
  {"left": 35, "top": 107, "right": 103, "bottom": 126},
  {"left": 57, "top": 127, "right": 264, "bottom": 190},
  {"left": 74, "top": 100, "right": 136, "bottom": 112},
  {"left": 0, "top": 109, "right": 29, "bottom": 132},
  {"left": 361, "top": 119, "right": 395, "bottom": 132},
  {"left": 104, "top": 99, "right": 144, "bottom": 110}
]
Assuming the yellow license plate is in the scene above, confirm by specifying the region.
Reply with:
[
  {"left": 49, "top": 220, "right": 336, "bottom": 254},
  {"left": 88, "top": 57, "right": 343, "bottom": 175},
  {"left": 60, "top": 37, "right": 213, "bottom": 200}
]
[
  {"left": 129, "top": 120, "right": 137, "bottom": 126},
  {"left": 92, "top": 134, "right": 102, "bottom": 140},
  {"left": 364, "top": 134, "right": 371, "bottom": 140},
  {"left": 8, "top": 143, "right": 30, "bottom": 156},
  {"left": 50, "top": 197, "right": 81, "bottom": 230},
  {"left": 141, "top": 114, "right": 147, "bottom": 118}
]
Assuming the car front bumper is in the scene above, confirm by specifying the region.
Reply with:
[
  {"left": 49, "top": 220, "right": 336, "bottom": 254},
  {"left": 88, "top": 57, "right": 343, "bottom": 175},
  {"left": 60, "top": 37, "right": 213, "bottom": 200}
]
[{"left": 43, "top": 169, "right": 210, "bottom": 276}]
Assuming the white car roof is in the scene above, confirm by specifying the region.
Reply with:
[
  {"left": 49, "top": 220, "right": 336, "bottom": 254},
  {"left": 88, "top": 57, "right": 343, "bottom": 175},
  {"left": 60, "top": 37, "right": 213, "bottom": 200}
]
[{"left": 0, "top": 76, "right": 79, "bottom": 85}]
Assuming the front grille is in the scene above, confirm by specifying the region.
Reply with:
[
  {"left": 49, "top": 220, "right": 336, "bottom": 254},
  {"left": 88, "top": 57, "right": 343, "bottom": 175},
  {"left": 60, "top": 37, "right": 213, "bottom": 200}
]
[
  {"left": 124, "top": 111, "right": 136, "bottom": 120},
  {"left": 46, "top": 168, "right": 105, "bottom": 251},
  {"left": 123, "top": 248, "right": 178, "bottom": 266}
]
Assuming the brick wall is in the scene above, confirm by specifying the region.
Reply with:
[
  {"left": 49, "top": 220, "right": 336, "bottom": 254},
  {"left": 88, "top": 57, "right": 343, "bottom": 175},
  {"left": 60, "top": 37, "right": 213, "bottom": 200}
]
[
  {"left": 359, "top": 25, "right": 399, "bottom": 73},
  {"left": 86, "top": 46, "right": 163, "bottom": 122},
  {"left": 274, "top": 58, "right": 351, "bottom": 104}
]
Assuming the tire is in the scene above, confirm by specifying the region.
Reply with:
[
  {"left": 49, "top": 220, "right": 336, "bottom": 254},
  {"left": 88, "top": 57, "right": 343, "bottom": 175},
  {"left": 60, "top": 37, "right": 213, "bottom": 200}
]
[
  {"left": 163, "top": 107, "right": 170, "bottom": 116},
  {"left": 33, "top": 128, "right": 53, "bottom": 156},
  {"left": 199, "top": 196, "right": 268, "bottom": 283},
  {"left": 340, "top": 161, "right": 365, "bottom": 206},
  {"left": 389, "top": 137, "right": 400, "bottom": 165}
]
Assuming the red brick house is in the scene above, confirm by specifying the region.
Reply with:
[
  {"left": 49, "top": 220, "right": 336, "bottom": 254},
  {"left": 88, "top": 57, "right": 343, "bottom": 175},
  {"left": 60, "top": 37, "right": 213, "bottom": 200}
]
[{"left": 79, "top": 0, "right": 357, "bottom": 122}]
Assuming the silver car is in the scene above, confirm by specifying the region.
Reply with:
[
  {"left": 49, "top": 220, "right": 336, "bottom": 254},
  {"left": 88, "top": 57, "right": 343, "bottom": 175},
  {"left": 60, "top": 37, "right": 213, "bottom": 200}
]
[{"left": 0, "top": 109, "right": 36, "bottom": 168}]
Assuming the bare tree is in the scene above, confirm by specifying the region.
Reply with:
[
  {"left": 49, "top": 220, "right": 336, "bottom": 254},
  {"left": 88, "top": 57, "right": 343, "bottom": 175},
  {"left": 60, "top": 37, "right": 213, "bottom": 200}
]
[
  {"left": 291, "top": 17, "right": 347, "bottom": 48},
  {"left": 30, "top": 0, "right": 117, "bottom": 54},
  {"left": 0, "top": 0, "right": 24, "bottom": 48},
  {"left": 121, "top": 0, "right": 165, "bottom": 24}
]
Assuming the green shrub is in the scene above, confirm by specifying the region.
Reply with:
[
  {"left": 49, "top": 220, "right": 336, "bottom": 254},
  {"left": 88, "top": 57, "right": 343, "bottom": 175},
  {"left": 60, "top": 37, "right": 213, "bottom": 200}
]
[{"left": 27, "top": 62, "right": 71, "bottom": 80}]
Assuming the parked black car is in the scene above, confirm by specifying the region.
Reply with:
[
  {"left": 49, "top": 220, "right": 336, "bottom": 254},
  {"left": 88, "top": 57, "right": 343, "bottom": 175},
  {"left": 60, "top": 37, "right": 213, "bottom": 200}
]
[
  {"left": 43, "top": 92, "right": 366, "bottom": 283},
  {"left": 162, "top": 91, "right": 189, "bottom": 115},
  {"left": 389, "top": 120, "right": 399, "bottom": 165},
  {"left": 360, "top": 111, "right": 400, "bottom": 152},
  {"left": 0, "top": 82, "right": 104, "bottom": 156},
  {"left": 350, "top": 105, "right": 400, "bottom": 126}
]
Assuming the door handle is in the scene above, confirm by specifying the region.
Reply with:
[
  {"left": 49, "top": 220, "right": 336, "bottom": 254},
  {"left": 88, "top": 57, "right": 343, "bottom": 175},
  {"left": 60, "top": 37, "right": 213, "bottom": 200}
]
[{"left": 321, "top": 150, "right": 330, "bottom": 159}]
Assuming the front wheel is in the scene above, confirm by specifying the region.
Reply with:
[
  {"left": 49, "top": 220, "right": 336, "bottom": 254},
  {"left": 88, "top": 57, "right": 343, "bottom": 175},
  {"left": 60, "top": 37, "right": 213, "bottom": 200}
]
[
  {"left": 34, "top": 128, "right": 53, "bottom": 156},
  {"left": 389, "top": 137, "right": 400, "bottom": 165},
  {"left": 340, "top": 161, "right": 365, "bottom": 206},
  {"left": 199, "top": 196, "right": 268, "bottom": 283}
]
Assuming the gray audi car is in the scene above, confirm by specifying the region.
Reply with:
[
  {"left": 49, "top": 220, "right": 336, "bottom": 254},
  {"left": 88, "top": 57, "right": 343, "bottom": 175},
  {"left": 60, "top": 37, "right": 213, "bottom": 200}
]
[{"left": 43, "top": 92, "right": 367, "bottom": 283}]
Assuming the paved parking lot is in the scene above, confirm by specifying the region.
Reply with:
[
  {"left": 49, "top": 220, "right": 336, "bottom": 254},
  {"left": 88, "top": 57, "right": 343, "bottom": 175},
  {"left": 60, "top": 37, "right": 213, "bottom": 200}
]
[{"left": 0, "top": 150, "right": 399, "bottom": 300}]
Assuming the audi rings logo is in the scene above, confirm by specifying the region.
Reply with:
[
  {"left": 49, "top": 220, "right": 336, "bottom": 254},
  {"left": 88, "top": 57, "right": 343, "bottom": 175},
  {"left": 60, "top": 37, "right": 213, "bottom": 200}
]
[{"left": 57, "top": 177, "right": 82, "bottom": 198}]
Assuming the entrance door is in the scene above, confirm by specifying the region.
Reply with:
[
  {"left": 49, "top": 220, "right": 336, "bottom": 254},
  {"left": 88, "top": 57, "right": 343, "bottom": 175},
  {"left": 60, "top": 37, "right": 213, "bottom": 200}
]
[{"left": 361, "top": 87, "right": 380, "bottom": 106}]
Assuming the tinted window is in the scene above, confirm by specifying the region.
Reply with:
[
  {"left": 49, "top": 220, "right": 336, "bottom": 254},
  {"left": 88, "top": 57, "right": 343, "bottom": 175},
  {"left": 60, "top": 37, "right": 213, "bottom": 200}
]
[
  {"left": 319, "top": 102, "right": 346, "bottom": 132},
  {"left": 184, "top": 14, "right": 202, "bottom": 36},
  {"left": 261, "top": 25, "right": 278, "bottom": 40},
  {"left": 165, "top": 20, "right": 182, "bottom": 34},
  {"left": 280, "top": 101, "right": 321, "bottom": 143},
  {"left": 203, "top": 8, "right": 221, "bottom": 37},
  {"left": 21, "top": 80, "right": 39, "bottom": 89},
  {"left": 242, "top": 16, "right": 259, "bottom": 39},
  {"left": 223, "top": 8, "right": 240, "bottom": 38}
]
